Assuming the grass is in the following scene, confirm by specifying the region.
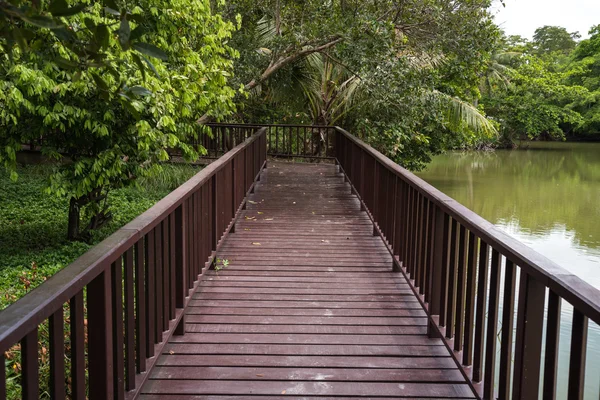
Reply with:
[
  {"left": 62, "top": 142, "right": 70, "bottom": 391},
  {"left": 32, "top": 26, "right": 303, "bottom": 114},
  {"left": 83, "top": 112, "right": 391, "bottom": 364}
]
[{"left": 0, "top": 163, "right": 201, "bottom": 311}]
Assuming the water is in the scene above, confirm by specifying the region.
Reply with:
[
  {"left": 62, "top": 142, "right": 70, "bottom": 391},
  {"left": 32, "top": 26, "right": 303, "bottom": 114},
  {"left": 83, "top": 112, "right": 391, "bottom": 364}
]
[{"left": 416, "top": 141, "right": 600, "bottom": 398}]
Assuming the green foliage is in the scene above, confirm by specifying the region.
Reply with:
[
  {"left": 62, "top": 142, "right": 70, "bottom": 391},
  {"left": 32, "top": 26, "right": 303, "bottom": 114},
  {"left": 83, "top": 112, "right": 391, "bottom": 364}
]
[
  {"left": 477, "top": 24, "right": 600, "bottom": 145},
  {"left": 0, "top": 163, "right": 200, "bottom": 310},
  {"left": 532, "top": 25, "right": 580, "bottom": 56},
  {"left": 224, "top": 0, "right": 500, "bottom": 169},
  {"left": 1, "top": 0, "right": 239, "bottom": 239}
]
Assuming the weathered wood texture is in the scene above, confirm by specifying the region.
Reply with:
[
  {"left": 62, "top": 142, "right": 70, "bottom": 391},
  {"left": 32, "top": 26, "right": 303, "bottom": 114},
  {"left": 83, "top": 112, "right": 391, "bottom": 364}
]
[{"left": 141, "top": 162, "right": 474, "bottom": 399}]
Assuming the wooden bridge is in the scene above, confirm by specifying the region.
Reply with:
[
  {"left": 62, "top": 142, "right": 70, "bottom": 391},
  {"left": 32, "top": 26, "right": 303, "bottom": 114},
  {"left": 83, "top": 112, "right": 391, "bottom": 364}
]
[{"left": 1, "top": 125, "right": 599, "bottom": 400}]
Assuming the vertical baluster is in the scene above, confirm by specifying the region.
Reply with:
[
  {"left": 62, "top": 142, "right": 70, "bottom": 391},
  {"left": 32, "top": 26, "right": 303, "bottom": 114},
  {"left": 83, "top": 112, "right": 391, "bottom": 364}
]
[
  {"left": 145, "top": 230, "right": 156, "bottom": 355},
  {"left": 413, "top": 193, "right": 422, "bottom": 282},
  {"left": 568, "top": 309, "right": 588, "bottom": 400},
  {"left": 454, "top": 225, "right": 468, "bottom": 351},
  {"left": 438, "top": 212, "right": 450, "bottom": 327},
  {"left": 462, "top": 232, "right": 478, "bottom": 365},
  {"left": 543, "top": 291, "right": 561, "bottom": 400},
  {"left": 170, "top": 213, "right": 176, "bottom": 318},
  {"left": 483, "top": 249, "right": 502, "bottom": 399},
  {"left": 445, "top": 219, "right": 458, "bottom": 339},
  {"left": 135, "top": 239, "right": 146, "bottom": 373},
  {"left": 175, "top": 202, "right": 187, "bottom": 335},
  {"left": 404, "top": 187, "right": 412, "bottom": 274},
  {"left": 162, "top": 220, "right": 170, "bottom": 330},
  {"left": 70, "top": 291, "right": 86, "bottom": 399},
  {"left": 424, "top": 202, "right": 435, "bottom": 303},
  {"left": 21, "top": 328, "right": 38, "bottom": 400},
  {"left": 303, "top": 126, "right": 307, "bottom": 156},
  {"left": 154, "top": 225, "right": 163, "bottom": 341},
  {"left": 512, "top": 271, "right": 545, "bottom": 400},
  {"left": 419, "top": 199, "right": 430, "bottom": 295},
  {"left": 473, "top": 241, "right": 490, "bottom": 382},
  {"left": 88, "top": 269, "right": 114, "bottom": 400},
  {"left": 0, "top": 352, "right": 5, "bottom": 400},
  {"left": 49, "top": 309, "right": 65, "bottom": 400},
  {"left": 111, "top": 260, "right": 125, "bottom": 400},
  {"left": 499, "top": 260, "right": 517, "bottom": 399},
  {"left": 124, "top": 249, "right": 135, "bottom": 391}
]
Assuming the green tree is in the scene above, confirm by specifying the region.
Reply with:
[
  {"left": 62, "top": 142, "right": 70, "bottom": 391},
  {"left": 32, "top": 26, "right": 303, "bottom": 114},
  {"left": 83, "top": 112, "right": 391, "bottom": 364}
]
[
  {"left": 565, "top": 25, "right": 600, "bottom": 135},
  {"left": 532, "top": 25, "right": 580, "bottom": 56},
  {"left": 0, "top": 0, "right": 239, "bottom": 240},
  {"left": 224, "top": 0, "right": 500, "bottom": 169}
]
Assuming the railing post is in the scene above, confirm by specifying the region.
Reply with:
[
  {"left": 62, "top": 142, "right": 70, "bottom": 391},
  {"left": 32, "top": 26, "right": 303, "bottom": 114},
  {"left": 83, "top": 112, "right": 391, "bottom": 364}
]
[
  {"left": 87, "top": 269, "right": 114, "bottom": 400},
  {"left": 512, "top": 271, "right": 545, "bottom": 400},
  {"left": 212, "top": 174, "right": 218, "bottom": 251},
  {"left": 175, "top": 203, "right": 187, "bottom": 335},
  {"left": 428, "top": 206, "right": 446, "bottom": 337}
]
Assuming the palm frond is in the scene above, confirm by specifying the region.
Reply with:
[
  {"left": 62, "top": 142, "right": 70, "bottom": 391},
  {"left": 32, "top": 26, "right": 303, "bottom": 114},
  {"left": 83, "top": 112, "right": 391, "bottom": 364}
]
[
  {"left": 256, "top": 16, "right": 277, "bottom": 46},
  {"left": 428, "top": 90, "right": 498, "bottom": 137}
]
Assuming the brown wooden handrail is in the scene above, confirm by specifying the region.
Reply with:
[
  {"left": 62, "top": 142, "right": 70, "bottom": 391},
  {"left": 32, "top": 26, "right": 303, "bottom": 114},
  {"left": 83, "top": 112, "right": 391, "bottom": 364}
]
[
  {"left": 334, "top": 126, "right": 599, "bottom": 399},
  {"left": 0, "top": 128, "right": 267, "bottom": 400}
]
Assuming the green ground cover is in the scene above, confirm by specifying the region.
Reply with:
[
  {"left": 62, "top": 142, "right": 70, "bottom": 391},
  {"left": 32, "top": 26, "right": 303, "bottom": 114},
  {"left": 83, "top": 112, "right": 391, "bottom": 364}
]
[{"left": 0, "top": 163, "right": 200, "bottom": 310}]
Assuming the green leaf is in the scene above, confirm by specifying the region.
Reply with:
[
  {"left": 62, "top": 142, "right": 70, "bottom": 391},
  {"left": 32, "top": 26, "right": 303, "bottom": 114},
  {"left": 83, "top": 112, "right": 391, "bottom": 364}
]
[
  {"left": 141, "top": 55, "right": 159, "bottom": 77},
  {"left": 95, "top": 25, "right": 110, "bottom": 50},
  {"left": 104, "top": 6, "right": 120, "bottom": 16},
  {"left": 54, "top": 56, "right": 79, "bottom": 69},
  {"left": 50, "top": 0, "right": 87, "bottom": 17},
  {"left": 132, "top": 53, "right": 146, "bottom": 82},
  {"left": 84, "top": 17, "right": 95, "bottom": 30},
  {"left": 104, "top": 0, "right": 119, "bottom": 10},
  {"left": 132, "top": 42, "right": 167, "bottom": 60},
  {"left": 91, "top": 72, "right": 109, "bottom": 92},
  {"left": 130, "top": 26, "right": 145, "bottom": 42},
  {"left": 21, "top": 16, "right": 62, "bottom": 29},
  {"left": 118, "top": 17, "right": 131, "bottom": 49},
  {"left": 129, "top": 86, "right": 152, "bottom": 96},
  {"left": 128, "top": 13, "right": 144, "bottom": 24}
]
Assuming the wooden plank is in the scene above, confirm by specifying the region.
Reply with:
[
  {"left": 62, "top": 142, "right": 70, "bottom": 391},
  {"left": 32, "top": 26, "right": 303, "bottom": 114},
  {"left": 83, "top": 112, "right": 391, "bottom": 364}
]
[
  {"left": 157, "top": 354, "right": 457, "bottom": 369},
  {"left": 185, "top": 315, "right": 427, "bottom": 325},
  {"left": 142, "top": 380, "right": 474, "bottom": 397},
  {"left": 185, "top": 307, "right": 425, "bottom": 317},
  {"left": 170, "top": 333, "right": 441, "bottom": 345},
  {"left": 149, "top": 366, "right": 464, "bottom": 382},
  {"left": 185, "top": 324, "right": 428, "bottom": 335}
]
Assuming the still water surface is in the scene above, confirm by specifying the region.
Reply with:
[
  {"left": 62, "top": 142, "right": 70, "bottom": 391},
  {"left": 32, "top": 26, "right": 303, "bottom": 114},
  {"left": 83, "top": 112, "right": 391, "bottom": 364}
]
[{"left": 416, "top": 142, "right": 600, "bottom": 398}]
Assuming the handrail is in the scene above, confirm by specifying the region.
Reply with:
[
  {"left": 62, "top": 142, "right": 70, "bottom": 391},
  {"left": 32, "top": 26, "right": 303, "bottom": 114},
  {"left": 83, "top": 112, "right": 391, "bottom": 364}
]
[
  {"left": 0, "top": 128, "right": 268, "bottom": 399},
  {"left": 334, "top": 126, "right": 599, "bottom": 399}
]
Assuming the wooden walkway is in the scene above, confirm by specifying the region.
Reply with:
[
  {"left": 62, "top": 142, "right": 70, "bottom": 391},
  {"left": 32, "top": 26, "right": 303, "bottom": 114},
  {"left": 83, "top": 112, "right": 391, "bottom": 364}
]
[{"left": 140, "top": 162, "right": 475, "bottom": 399}]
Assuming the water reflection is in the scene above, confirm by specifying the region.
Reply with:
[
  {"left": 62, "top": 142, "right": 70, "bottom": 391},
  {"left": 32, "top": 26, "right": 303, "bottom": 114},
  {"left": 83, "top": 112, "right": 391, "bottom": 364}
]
[{"left": 416, "top": 142, "right": 600, "bottom": 398}]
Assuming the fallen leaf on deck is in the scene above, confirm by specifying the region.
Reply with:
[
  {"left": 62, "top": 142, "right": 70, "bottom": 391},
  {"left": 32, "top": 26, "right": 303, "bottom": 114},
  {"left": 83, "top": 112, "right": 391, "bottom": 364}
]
[
  {"left": 265, "top": 218, "right": 274, "bottom": 221},
  {"left": 256, "top": 374, "right": 264, "bottom": 377},
  {"left": 169, "top": 350, "right": 175, "bottom": 355},
  {"left": 248, "top": 200, "right": 257, "bottom": 204},
  {"left": 257, "top": 211, "right": 264, "bottom": 214},
  {"left": 252, "top": 242, "right": 261, "bottom": 245},
  {"left": 244, "top": 228, "right": 251, "bottom": 231},
  {"left": 281, "top": 390, "right": 286, "bottom": 394}
]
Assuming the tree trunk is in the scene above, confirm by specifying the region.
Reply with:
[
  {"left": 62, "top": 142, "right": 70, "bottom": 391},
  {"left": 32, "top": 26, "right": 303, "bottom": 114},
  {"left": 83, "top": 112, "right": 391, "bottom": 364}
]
[{"left": 68, "top": 197, "right": 81, "bottom": 241}]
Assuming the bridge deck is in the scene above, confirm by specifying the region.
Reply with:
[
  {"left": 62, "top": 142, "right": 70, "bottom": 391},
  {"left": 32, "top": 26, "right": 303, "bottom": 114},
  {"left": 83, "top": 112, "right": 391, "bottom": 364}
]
[{"left": 140, "top": 162, "right": 474, "bottom": 399}]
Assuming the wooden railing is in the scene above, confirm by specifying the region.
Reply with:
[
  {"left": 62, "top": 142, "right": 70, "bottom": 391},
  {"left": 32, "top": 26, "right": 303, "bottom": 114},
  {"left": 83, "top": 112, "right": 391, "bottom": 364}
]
[
  {"left": 0, "top": 128, "right": 267, "bottom": 400},
  {"left": 334, "top": 127, "right": 600, "bottom": 399},
  {"left": 205, "top": 123, "right": 336, "bottom": 159}
]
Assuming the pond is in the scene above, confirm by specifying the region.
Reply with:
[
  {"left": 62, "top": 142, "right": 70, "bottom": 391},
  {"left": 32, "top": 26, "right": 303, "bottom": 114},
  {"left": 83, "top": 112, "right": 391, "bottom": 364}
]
[{"left": 416, "top": 141, "right": 600, "bottom": 398}]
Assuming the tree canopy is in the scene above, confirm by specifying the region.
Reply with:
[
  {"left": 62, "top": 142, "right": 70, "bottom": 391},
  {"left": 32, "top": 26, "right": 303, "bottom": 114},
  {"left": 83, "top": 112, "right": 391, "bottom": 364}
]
[{"left": 1, "top": 0, "right": 239, "bottom": 239}]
